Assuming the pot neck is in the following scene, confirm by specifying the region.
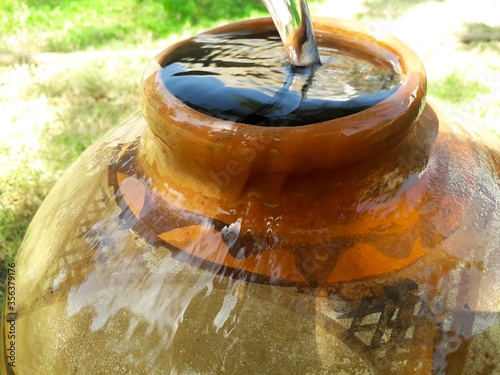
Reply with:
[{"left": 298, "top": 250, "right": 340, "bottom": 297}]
[{"left": 139, "top": 18, "right": 426, "bottom": 203}]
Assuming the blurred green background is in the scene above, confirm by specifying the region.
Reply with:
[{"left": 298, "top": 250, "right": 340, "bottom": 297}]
[
  {"left": 0, "top": 0, "right": 268, "bottom": 53},
  {"left": 1, "top": 0, "right": 499, "bottom": 303}
]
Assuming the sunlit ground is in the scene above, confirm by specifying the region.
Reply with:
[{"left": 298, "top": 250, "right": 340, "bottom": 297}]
[{"left": 0, "top": 0, "right": 499, "bottom": 302}]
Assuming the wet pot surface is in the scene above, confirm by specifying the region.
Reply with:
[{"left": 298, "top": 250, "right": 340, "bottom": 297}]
[{"left": 1, "top": 18, "right": 500, "bottom": 375}]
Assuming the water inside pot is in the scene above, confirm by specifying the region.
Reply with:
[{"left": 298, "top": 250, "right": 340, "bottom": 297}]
[{"left": 160, "top": 30, "right": 401, "bottom": 127}]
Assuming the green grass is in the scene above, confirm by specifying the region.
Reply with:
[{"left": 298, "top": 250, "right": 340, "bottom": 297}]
[
  {"left": 0, "top": 167, "right": 52, "bottom": 302},
  {"left": 0, "top": 0, "right": 267, "bottom": 53},
  {"left": 161, "top": 0, "right": 267, "bottom": 28},
  {"left": 0, "top": 169, "right": 49, "bottom": 256},
  {"left": 428, "top": 71, "right": 491, "bottom": 105},
  {"left": 32, "top": 58, "right": 146, "bottom": 170},
  {"left": 1, "top": 0, "right": 161, "bottom": 52}
]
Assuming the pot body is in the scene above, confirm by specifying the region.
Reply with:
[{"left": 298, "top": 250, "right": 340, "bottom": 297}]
[{"left": 1, "top": 18, "right": 500, "bottom": 375}]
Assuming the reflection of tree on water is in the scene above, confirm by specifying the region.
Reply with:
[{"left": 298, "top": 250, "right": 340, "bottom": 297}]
[
  {"left": 160, "top": 32, "right": 401, "bottom": 126},
  {"left": 162, "top": 33, "right": 289, "bottom": 93}
]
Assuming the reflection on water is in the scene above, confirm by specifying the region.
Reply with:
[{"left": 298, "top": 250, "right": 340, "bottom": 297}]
[{"left": 160, "top": 31, "right": 400, "bottom": 126}]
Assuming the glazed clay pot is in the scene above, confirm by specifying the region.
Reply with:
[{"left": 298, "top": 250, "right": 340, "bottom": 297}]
[{"left": 2, "top": 18, "right": 500, "bottom": 374}]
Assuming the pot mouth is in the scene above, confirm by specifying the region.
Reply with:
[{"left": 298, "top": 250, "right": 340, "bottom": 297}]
[
  {"left": 141, "top": 17, "right": 426, "bottom": 172},
  {"left": 156, "top": 24, "right": 401, "bottom": 127}
]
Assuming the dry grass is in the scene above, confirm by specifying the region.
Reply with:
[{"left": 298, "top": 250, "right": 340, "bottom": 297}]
[{"left": 0, "top": 54, "right": 149, "bottom": 299}]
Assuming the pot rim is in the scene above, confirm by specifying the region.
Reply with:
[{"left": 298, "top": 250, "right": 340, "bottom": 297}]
[{"left": 141, "top": 17, "right": 427, "bottom": 172}]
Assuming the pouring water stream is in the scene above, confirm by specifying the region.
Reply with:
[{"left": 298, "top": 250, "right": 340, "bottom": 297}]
[{"left": 261, "top": 0, "right": 321, "bottom": 66}]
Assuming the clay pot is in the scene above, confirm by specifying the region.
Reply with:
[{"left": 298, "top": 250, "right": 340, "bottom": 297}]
[{"left": 2, "top": 18, "right": 500, "bottom": 374}]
